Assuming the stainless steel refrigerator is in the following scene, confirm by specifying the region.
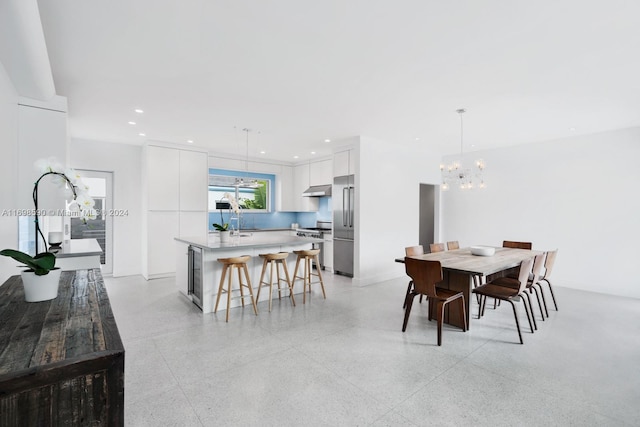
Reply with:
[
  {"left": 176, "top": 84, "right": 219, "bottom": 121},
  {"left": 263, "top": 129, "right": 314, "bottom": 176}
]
[{"left": 333, "top": 175, "right": 354, "bottom": 277}]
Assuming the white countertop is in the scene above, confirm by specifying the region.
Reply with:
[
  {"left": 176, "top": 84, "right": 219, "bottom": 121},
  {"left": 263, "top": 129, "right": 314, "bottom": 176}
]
[
  {"left": 176, "top": 234, "right": 323, "bottom": 251},
  {"left": 49, "top": 239, "right": 103, "bottom": 258}
]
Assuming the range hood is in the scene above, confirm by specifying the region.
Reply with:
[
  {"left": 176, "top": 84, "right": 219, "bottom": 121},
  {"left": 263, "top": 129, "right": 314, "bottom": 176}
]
[{"left": 302, "top": 184, "right": 332, "bottom": 197}]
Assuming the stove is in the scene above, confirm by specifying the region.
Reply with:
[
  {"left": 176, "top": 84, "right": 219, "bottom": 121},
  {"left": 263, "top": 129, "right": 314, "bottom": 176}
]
[
  {"left": 295, "top": 220, "right": 331, "bottom": 238},
  {"left": 295, "top": 221, "right": 331, "bottom": 269},
  {"left": 295, "top": 228, "right": 326, "bottom": 239}
]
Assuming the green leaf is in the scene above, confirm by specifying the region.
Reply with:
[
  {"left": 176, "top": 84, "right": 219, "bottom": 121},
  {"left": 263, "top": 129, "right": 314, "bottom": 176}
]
[
  {"left": 0, "top": 249, "right": 56, "bottom": 275},
  {"left": 212, "top": 223, "right": 229, "bottom": 231}
]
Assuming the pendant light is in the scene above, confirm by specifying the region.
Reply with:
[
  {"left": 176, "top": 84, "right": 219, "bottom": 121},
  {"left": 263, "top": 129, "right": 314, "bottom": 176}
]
[
  {"left": 440, "top": 109, "right": 486, "bottom": 190},
  {"left": 234, "top": 128, "right": 259, "bottom": 188}
]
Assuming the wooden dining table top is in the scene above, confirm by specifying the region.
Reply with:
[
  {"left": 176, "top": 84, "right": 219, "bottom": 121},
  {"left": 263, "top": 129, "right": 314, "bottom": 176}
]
[{"left": 395, "top": 247, "right": 542, "bottom": 277}]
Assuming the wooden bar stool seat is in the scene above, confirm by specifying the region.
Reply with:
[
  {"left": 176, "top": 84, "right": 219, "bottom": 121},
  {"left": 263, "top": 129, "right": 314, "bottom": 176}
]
[
  {"left": 256, "top": 252, "right": 296, "bottom": 312},
  {"left": 292, "top": 249, "right": 326, "bottom": 304},
  {"left": 214, "top": 255, "right": 258, "bottom": 322}
]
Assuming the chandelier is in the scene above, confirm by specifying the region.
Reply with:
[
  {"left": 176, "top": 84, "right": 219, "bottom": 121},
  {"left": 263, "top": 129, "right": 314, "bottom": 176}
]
[{"left": 440, "top": 108, "right": 486, "bottom": 190}]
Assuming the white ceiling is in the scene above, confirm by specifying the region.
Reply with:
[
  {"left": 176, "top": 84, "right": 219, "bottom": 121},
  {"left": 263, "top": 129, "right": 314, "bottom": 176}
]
[{"left": 36, "top": 0, "right": 640, "bottom": 163}]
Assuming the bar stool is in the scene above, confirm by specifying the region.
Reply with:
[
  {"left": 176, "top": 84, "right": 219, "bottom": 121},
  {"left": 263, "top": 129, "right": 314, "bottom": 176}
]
[
  {"left": 256, "top": 252, "right": 296, "bottom": 312},
  {"left": 214, "top": 255, "right": 258, "bottom": 322},
  {"left": 292, "top": 249, "right": 326, "bottom": 304}
]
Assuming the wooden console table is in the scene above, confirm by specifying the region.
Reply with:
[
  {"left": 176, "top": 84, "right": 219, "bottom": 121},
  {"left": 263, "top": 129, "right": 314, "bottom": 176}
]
[{"left": 0, "top": 269, "right": 124, "bottom": 425}]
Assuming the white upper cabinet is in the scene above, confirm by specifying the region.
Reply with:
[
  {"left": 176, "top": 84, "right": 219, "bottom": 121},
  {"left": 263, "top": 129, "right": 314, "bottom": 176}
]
[
  {"left": 333, "top": 149, "right": 355, "bottom": 177},
  {"left": 309, "top": 159, "right": 333, "bottom": 185},
  {"left": 278, "top": 165, "right": 295, "bottom": 211},
  {"left": 147, "top": 146, "right": 180, "bottom": 210},
  {"left": 292, "top": 163, "right": 318, "bottom": 212},
  {"left": 179, "top": 150, "right": 208, "bottom": 211}
]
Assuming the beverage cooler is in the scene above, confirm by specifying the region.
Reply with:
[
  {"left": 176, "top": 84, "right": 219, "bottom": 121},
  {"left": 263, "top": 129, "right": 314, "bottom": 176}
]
[{"left": 188, "top": 245, "right": 203, "bottom": 308}]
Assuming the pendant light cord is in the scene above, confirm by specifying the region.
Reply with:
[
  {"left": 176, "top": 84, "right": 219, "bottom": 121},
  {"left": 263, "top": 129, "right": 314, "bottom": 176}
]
[{"left": 457, "top": 108, "right": 465, "bottom": 157}]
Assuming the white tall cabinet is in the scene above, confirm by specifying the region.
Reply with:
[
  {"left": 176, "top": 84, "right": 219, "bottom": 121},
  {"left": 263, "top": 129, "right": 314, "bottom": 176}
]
[
  {"left": 143, "top": 144, "right": 208, "bottom": 279},
  {"left": 333, "top": 149, "right": 356, "bottom": 178}
]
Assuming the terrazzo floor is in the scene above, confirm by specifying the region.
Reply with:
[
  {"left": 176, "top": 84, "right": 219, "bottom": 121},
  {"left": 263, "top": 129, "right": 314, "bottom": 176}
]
[{"left": 104, "top": 271, "right": 640, "bottom": 426}]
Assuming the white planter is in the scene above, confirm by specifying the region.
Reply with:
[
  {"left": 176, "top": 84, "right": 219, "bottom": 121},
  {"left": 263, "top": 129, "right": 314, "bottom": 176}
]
[
  {"left": 219, "top": 231, "right": 230, "bottom": 243},
  {"left": 21, "top": 269, "right": 62, "bottom": 302}
]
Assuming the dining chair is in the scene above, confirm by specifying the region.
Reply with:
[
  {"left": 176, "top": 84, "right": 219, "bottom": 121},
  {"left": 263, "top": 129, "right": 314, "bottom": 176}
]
[
  {"left": 502, "top": 241, "right": 533, "bottom": 285},
  {"left": 503, "top": 240, "right": 533, "bottom": 250},
  {"left": 429, "top": 243, "right": 445, "bottom": 253},
  {"left": 446, "top": 241, "right": 459, "bottom": 250},
  {"left": 472, "top": 257, "right": 536, "bottom": 344},
  {"left": 537, "top": 249, "right": 559, "bottom": 313},
  {"left": 403, "top": 245, "right": 425, "bottom": 308},
  {"left": 491, "top": 253, "right": 547, "bottom": 323},
  {"left": 402, "top": 257, "right": 467, "bottom": 346}
]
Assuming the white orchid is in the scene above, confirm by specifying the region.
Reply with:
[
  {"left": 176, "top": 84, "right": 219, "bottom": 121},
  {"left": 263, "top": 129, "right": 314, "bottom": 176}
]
[
  {"left": 34, "top": 158, "right": 96, "bottom": 223},
  {"left": 35, "top": 157, "right": 64, "bottom": 174},
  {"left": 75, "top": 193, "right": 95, "bottom": 210},
  {"left": 63, "top": 167, "right": 83, "bottom": 186},
  {"left": 223, "top": 192, "right": 241, "bottom": 215}
]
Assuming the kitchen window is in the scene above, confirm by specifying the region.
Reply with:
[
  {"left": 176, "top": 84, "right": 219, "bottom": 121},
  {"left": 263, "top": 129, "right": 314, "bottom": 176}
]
[{"left": 208, "top": 169, "right": 273, "bottom": 213}]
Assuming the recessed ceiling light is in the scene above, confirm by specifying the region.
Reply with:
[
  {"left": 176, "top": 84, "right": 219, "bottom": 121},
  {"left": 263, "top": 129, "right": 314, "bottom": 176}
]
[
  {"left": 138, "top": 133, "right": 146, "bottom": 137},
  {"left": 415, "top": 137, "right": 420, "bottom": 141},
  {"left": 260, "top": 150, "right": 266, "bottom": 154},
  {"left": 293, "top": 155, "right": 299, "bottom": 159},
  {"left": 187, "top": 140, "right": 194, "bottom": 144},
  {"left": 128, "top": 121, "right": 136, "bottom": 125},
  {"left": 311, "top": 151, "right": 316, "bottom": 155},
  {"left": 134, "top": 109, "right": 144, "bottom": 114},
  {"left": 324, "top": 139, "right": 331, "bottom": 143}
]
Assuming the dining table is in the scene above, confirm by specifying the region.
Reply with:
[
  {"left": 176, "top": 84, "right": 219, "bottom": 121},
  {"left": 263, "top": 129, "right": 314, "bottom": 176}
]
[{"left": 395, "top": 247, "right": 541, "bottom": 329}]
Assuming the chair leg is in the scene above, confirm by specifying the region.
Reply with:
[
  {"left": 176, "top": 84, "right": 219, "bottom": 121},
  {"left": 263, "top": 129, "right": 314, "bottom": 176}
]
[
  {"left": 532, "top": 285, "right": 545, "bottom": 321},
  {"left": 291, "top": 256, "right": 301, "bottom": 292},
  {"left": 459, "top": 296, "right": 467, "bottom": 332},
  {"left": 543, "top": 279, "right": 559, "bottom": 310},
  {"left": 523, "top": 292, "right": 537, "bottom": 330},
  {"left": 275, "top": 261, "right": 282, "bottom": 301},
  {"left": 507, "top": 300, "right": 524, "bottom": 344},
  {"left": 237, "top": 266, "right": 245, "bottom": 308},
  {"left": 214, "top": 264, "right": 228, "bottom": 313},
  {"left": 281, "top": 259, "right": 296, "bottom": 306},
  {"left": 436, "top": 300, "right": 445, "bottom": 346},
  {"left": 226, "top": 266, "right": 233, "bottom": 322},
  {"left": 256, "top": 258, "right": 268, "bottom": 303},
  {"left": 535, "top": 282, "right": 549, "bottom": 317},
  {"left": 267, "top": 261, "right": 274, "bottom": 312},
  {"left": 243, "top": 264, "right": 258, "bottom": 315},
  {"left": 521, "top": 296, "right": 534, "bottom": 333},
  {"left": 481, "top": 295, "right": 488, "bottom": 318},
  {"left": 314, "top": 255, "right": 327, "bottom": 299},
  {"left": 303, "top": 257, "right": 310, "bottom": 304},
  {"left": 403, "top": 281, "right": 413, "bottom": 308},
  {"left": 402, "top": 294, "right": 416, "bottom": 332}
]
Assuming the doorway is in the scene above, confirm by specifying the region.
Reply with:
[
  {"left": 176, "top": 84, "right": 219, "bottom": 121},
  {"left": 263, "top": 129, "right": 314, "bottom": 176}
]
[
  {"left": 419, "top": 184, "right": 436, "bottom": 249},
  {"left": 70, "top": 170, "right": 113, "bottom": 275}
]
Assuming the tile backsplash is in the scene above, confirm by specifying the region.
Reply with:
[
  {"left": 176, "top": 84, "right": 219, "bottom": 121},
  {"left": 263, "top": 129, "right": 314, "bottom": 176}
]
[{"left": 208, "top": 196, "right": 332, "bottom": 231}]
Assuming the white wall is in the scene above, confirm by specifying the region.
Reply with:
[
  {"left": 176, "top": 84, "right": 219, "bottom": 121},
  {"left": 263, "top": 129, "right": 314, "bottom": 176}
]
[
  {"left": 441, "top": 127, "right": 640, "bottom": 298},
  {"left": 356, "top": 136, "right": 443, "bottom": 286},
  {"left": 0, "top": 61, "right": 19, "bottom": 284},
  {"left": 70, "top": 138, "right": 142, "bottom": 277}
]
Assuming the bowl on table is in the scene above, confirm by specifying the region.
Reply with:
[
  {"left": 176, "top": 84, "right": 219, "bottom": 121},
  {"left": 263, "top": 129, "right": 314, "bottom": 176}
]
[{"left": 470, "top": 246, "right": 495, "bottom": 256}]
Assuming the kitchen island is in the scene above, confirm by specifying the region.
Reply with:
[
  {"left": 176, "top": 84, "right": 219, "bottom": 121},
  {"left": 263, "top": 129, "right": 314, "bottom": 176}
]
[
  {"left": 175, "top": 233, "right": 324, "bottom": 314},
  {"left": 50, "top": 238, "right": 103, "bottom": 271}
]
